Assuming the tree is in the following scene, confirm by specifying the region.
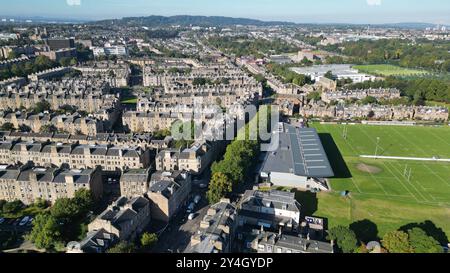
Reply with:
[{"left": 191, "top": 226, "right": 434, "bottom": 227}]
[
  {"left": 0, "top": 122, "right": 15, "bottom": 131},
  {"left": 50, "top": 198, "right": 80, "bottom": 223},
  {"left": 382, "top": 230, "right": 412, "bottom": 253},
  {"left": 407, "top": 228, "right": 443, "bottom": 253},
  {"left": 140, "top": 232, "right": 158, "bottom": 249},
  {"left": 307, "top": 92, "right": 321, "bottom": 102},
  {"left": 2, "top": 200, "right": 24, "bottom": 214},
  {"left": 27, "top": 213, "right": 62, "bottom": 250},
  {"left": 327, "top": 226, "right": 359, "bottom": 253},
  {"left": 0, "top": 200, "right": 6, "bottom": 212},
  {"left": 324, "top": 71, "right": 334, "bottom": 80},
  {"left": 107, "top": 241, "right": 136, "bottom": 253},
  {"left": 33, "top": 101, "right": 51, "bottom": 114},
  {"left": 59, "top": 57, "right": 71, "bottom": 67},
  {"left": 40, "top": 124, "right": 58, "bottom": 134},
  {"left": 206, "top": 172, "right": 233, "bottom": 204},
  {"left": 18, "top": 124, "right": 31, "bottom": 132},
  {"left": 74, "top": 188, "right": 94, "bottom": 214},
  {"left": 7, "top": 51, "right": 18, "bottom": 60}
]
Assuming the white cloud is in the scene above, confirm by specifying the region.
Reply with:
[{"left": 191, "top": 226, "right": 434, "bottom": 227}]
[
  {"left": 66, "top": 0, "right": 81, "bottom": 6},
  {"left": 366, "top": 0, "right": 382, "bottom": 6}
]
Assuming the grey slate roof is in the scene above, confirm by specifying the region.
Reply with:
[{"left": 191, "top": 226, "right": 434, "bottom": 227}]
[{"left": 262, "top": 123, "right": 334, "bottom": 178}]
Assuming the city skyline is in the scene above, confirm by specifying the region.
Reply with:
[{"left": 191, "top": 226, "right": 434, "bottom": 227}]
[{"left": 1, "top": 0, "right": 450, "bottom": 25}]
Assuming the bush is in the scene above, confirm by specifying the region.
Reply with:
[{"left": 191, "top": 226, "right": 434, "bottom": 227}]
[{"left": 140, "top": 232, "right": 158, "bottom": 249}]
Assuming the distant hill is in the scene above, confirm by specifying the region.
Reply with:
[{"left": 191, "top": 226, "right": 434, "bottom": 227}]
[{"left": 94, "top": 15, "right": 295, "bottom": 27}]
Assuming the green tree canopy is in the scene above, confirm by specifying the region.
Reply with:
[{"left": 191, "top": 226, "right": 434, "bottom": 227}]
[
  {"left": 408, "top": 228, "right": 443, "bottom": 253},
  {"left": 327, "top": 226, "right": 359, "bottom": 253},
  {"left": 140, "top": 232, "right": 158, "bottom": 249},
  {"left": 27, "top": 213, "right": 62, "bottom": 250},
  {"left": 0, "top": 122, "right": 15, "bottom": 131},
  {"left": 206, "top": 172, "right": 233, "bottom": 204},
  {"left": 107, "top": 241, "right": 136, "bottom": 253},
  {"left": 382, "top": 230, "right": 412, "bottom": 253}
]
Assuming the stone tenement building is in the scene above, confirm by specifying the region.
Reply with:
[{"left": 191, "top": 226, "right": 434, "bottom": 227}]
[
  {"left": 87, "top": 196, "right": 150, "bottom": 241},
  {"left": 27, "top": 67, "right": 72, "bottom": 82},
  {"left": 74, "top": 61, "right": 130, "bottom": 88},
  {"left": 155, "top": 141, "right": 219, "bottom": 175},
  {"left": 136, "top": 99, "right": 222, "bottom": 115},
  {"left": 0, "top": 163, "right": 103, "bottom": 205},
  {"left": 123, "top": 111, "right": 215, "bottom": 133},
  {"left": 152, "top": 91, "right": 259, "bottom": 108},
  {"left": 147, "top": 170, "right": 192, "bottom": 222},
  {"left": 0, "top": 140, "right": 151, "bottom": 172},
  {"left": 300, "top": 103, "right": 449, "bottom": 121},
  {"left": 321, "top": 88, "right": 401, "bottom": 103},
  {"left": 0, "top": 111, "right": 108, "bottom": 136},
  {"left": 143, "top": 65, "right": 252, "bottom": 87},
  {"left": 186, "top": 199, "right": 237, "bottom": 253},
  {"left": 119, "top": 169, "right": 192, "bottom": 222},
  {"left": 0, "top": 131, "right": 173, "bottom": 150},
  {"left": 0, "top": 78, "right": 119, "bottom": 113}
]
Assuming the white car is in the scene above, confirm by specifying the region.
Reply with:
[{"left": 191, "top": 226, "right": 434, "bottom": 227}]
[
  {"left": 0, "top": 218, "right": 5, "bottom": 224},
  {"left": 188, "top": 213, "right": 196, "bottom": 220}
]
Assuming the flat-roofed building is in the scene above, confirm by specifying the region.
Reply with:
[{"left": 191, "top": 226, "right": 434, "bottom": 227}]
[{"left": 260, "top": 123, "right": 334, "bottom": 191}]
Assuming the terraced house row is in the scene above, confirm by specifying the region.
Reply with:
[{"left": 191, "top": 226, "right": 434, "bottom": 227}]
[
  {"left": 0, "top": 78, "right": 119, "bottom": 113},
  {"left": 0, "top": 131, "right": 173, "bottom": 150},
  {"left": 0, "top": 162, "right": 103, "bottom": 205},
  {"left": 300, "top": 102, "right": 449, "bottom": 121},
  {"left": 0, "top": 111, "right": 109, "bottom": 136},
  {"left": 321, "top": 88, "right": 402, "bottom": 103},
  {"left": 0, "top": 140, "right": 151, "bottom": 171}
]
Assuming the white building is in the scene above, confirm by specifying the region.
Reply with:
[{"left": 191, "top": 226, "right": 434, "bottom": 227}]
[{"left": 290, "top": 64, "right": 377, "bottom": 83}]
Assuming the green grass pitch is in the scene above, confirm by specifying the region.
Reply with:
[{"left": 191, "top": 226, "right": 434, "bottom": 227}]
[
  {"left": 353, "top": 64, "right": 428, "bottom": 77},
  {"left": 308, "top": 123, "right": 450, "bottom": 240}
]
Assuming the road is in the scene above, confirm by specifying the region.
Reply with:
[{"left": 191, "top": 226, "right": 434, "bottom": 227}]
[{"left": 151, "top": 171, "right": 212, "bottom": 253}]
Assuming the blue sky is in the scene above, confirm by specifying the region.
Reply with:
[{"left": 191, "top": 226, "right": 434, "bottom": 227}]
[{"left": 1, "top": 0, "right": 450, "bottom": 24}]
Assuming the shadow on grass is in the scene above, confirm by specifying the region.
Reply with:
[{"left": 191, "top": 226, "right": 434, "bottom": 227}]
[
  {"left": 318, "top": 133, "right": 352, "bottom": 179},
  {"left": 399, "top": 220, "right": 449, "bottom": 245},
  {"left": 349, "top": 219, "right": 379, "bottom": 243},
  {"left": 291, "top": 189, "right": 318, "bottom": 217}
]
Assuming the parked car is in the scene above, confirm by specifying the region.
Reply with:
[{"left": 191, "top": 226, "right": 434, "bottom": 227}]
[
  {"left": 186, "top": 202, "right": 195, "bottom": 213},
  {"left": 194, "top": 195, "right": 201, "bottom": 204},
  {"left": 0, "top": 218, "right": 5, "bottom": 224},
  {"left": 198, "top": 184, "right": 207, "bottom": 189},
  {"left": 19, "top": 216, "right": 30, "bottom": 226},
  {"left": 188, "top": 213, "right": 196, "bottom": 220}
]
